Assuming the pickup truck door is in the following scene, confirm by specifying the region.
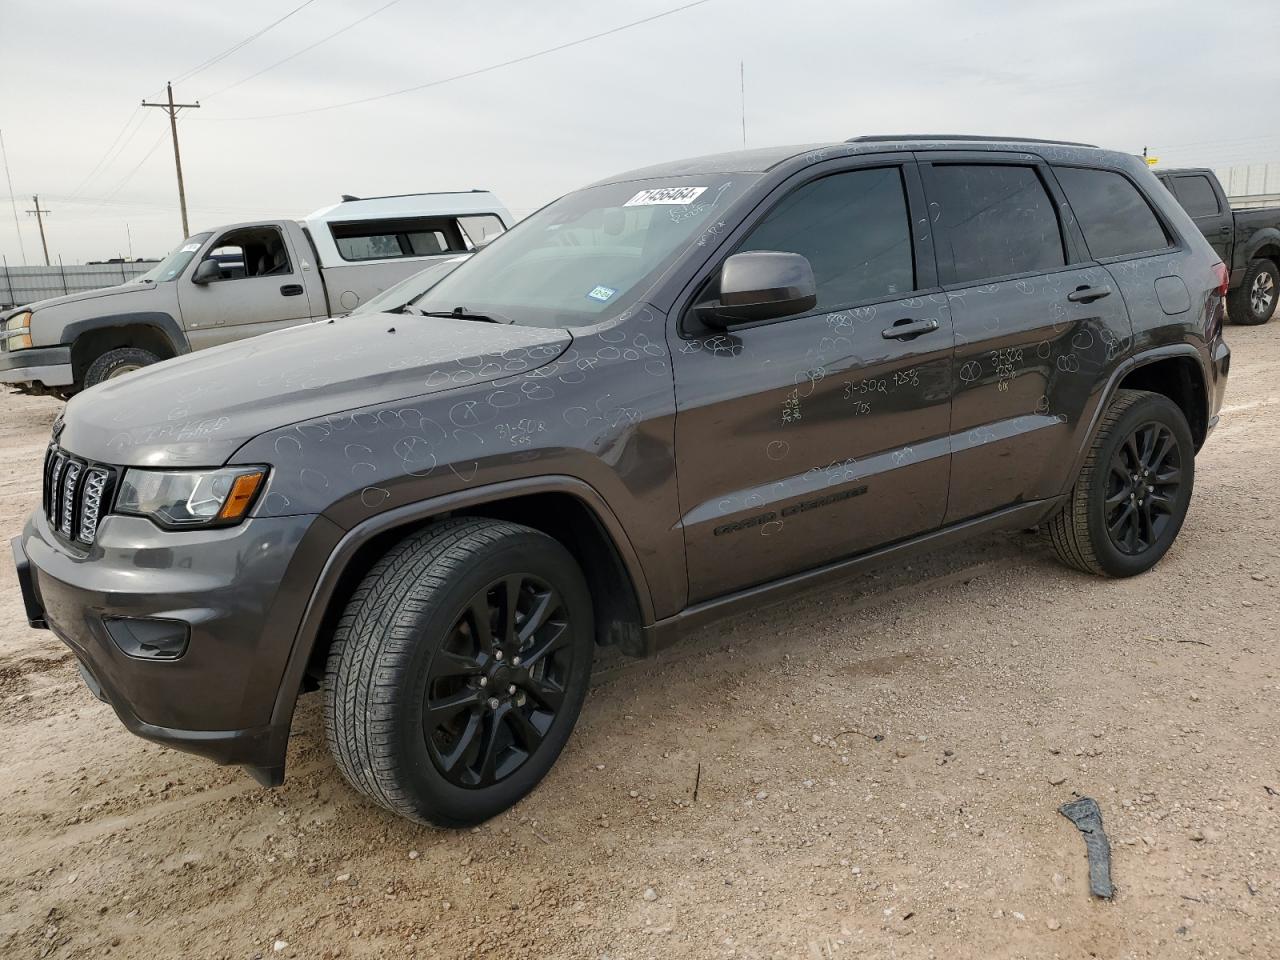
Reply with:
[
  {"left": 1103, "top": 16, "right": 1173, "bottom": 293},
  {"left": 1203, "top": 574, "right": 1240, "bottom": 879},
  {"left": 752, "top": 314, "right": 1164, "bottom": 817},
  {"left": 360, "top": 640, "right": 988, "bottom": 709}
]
[
  {"left": 915, "top": 153, "right": 1133, "bottom": 524},
  {"left": 672, "top": 156, "right": 954, "bottom": 604},
  {"left": 176, "top": 222, "right": 319, "bottom": 349},
  {"left": 1167, "top": 173, "right": 1232, "bottom": 263}
]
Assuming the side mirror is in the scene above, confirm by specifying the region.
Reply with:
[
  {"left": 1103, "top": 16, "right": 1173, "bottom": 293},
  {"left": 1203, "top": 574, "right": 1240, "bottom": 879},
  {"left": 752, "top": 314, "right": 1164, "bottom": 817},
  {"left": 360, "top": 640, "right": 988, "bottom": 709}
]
[
  {"left": 704, "top": 251, "right": 817, "bottom": 327},
  {"left": 191, "top": 259, "right": 221, "bottom": 285}
]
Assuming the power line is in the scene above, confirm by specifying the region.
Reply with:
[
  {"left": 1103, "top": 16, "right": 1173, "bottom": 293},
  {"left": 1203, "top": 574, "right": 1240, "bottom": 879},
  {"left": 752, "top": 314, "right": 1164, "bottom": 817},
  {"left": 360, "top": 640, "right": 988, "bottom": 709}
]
[
  {"left": 212, "top": 0, "right": 717, "bottom": 121},
  {"left": 92, "top": 127, "right": 172, "bottom": 210},
  {"left": 172, "top": 0, "right": 321, "bottom": 85},
  {"left": 64, "top": 108, "right": 144, "bottom": 200},
  {"left": 203, "top": 0, "right": 405, "bottom": 100}
]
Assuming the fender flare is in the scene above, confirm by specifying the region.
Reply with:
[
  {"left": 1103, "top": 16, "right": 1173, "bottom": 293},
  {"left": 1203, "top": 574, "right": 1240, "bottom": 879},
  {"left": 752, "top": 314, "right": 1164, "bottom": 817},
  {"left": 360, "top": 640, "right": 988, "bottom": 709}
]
[
  {"left": 259, "top": 474, "right": 656, "bottom": 776},
  {"left": 1240, "top": 227, "right": 1280, "bottom": 267},
  {"left": 1059, "top": 343, "right": 1209, "bottom": 493},
  {"left": 62, "top": 311, "right": 191, "bottom": 358}
]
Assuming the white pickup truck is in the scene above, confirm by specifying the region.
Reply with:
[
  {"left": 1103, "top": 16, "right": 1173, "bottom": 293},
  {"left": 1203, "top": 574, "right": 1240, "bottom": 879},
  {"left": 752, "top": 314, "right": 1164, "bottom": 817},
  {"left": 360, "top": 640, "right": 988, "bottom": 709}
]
[{"left": 0, "top": 191, "right": 511, "bottom": 395}]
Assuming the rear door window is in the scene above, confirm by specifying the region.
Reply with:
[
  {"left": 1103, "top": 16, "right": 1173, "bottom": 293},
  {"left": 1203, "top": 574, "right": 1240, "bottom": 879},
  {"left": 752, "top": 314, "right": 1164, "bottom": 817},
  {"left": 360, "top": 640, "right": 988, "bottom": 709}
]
[
  {"left": 735, "top": 165, "right": 916, "bottom": 310},
  {"left": 1052, "top": 166, "right": 1172, "bottom": 260},
  {"left": 1171, "top": 175, "right": 1221, "bottom": 218},
  {"left": 928, "top": 164, "right": 1066, "bottom": 284}
]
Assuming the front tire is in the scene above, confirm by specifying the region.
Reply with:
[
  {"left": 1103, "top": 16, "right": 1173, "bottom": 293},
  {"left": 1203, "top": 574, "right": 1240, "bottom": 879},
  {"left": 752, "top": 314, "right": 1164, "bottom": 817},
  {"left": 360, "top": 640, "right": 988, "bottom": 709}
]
[
  {"left": 323, "top": 518, "right": 594, "bottom": 827},
  {"left": 1046, "top": 389, "right": 1195, "bottom": 577},
  {"left": 83, "top": 346, "right": 159, "bottom": 388},
  {"left": 1228, "top": 258, "right": 1278, "bottom": 325}
]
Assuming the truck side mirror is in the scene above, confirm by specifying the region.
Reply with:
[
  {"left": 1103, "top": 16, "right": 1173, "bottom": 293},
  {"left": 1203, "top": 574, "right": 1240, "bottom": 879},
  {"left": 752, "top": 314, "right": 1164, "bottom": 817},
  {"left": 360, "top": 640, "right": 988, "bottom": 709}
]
[
  {"left": 191, "top": 259, "right": 221, "bottom": 285},
  {"left": 703, "top": 251, "right": 817, "bottom": 327}
]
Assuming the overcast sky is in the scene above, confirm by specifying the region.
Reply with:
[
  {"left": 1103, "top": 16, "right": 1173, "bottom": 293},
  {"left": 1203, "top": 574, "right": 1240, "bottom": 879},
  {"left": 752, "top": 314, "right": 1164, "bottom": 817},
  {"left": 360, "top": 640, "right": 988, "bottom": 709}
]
[{"left": 2, "top": 0, "right": 1278, "bottom": 264}]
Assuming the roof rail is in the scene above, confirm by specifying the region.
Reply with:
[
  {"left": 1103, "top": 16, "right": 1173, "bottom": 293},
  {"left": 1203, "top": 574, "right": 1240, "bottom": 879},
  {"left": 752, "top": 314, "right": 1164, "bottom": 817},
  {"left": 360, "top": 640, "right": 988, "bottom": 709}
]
[
  {"left": 338, "top": 189, "right": 490, "bottom": 203},
  {"left": 847, "top": 134, "right": 1098, "bottom": 148}
]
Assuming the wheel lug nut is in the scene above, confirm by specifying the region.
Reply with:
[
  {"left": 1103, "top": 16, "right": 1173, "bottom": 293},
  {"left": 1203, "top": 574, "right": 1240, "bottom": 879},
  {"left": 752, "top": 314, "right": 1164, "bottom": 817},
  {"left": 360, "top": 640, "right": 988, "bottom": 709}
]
[
  {"left": 488, "top": 697, "right": 500, "bottom": 710},
  {"left": 494, "top": 650, "right": 504, "bottom": 661},
  {"left": 508, "top": 684, "right": 517, "bottom": 695},
  {"left": 479, "top": 677, "right": 488, "bottom": 687},
  {"left": 512, "top": 656, "right": 521, "bottom": 667}
]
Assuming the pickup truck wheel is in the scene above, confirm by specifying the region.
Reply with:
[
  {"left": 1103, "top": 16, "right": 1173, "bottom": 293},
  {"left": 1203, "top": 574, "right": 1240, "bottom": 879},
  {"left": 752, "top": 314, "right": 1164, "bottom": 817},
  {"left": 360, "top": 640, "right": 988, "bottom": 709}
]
[
  {"left": 1228, "top": 259, "right": 1278, "bottom": 325},
  {"left": 83, "top": 347, "right": 159, "bottom": 387},
  {"left": 1045, "top": 389, "right": 1194, "bottom": 578},
  {"left": 323, "top": 517, "right": 594, "bottom": 827}
]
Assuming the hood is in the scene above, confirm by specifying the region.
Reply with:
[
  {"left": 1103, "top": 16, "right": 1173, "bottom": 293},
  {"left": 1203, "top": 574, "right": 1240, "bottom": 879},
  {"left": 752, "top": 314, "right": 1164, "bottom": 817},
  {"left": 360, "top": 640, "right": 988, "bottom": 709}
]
[
  {"left": 59, "top": 312, "right": 571, "bottom": 467},
  {"left": 23, "top": 281, "right": 154, "bottom": 314}
]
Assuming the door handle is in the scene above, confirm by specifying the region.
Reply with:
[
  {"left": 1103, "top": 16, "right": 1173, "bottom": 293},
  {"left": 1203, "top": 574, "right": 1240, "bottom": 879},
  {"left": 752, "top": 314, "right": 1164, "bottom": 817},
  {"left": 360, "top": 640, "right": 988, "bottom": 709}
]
[
  {"left": 881, "top": 318, "right": 939, "bottom": 340},
  {"left": 1219, "top": 225, "right": 1231, "bottom": 235},
  {"left": 1066, "top": 284, "right": 1112, "bottom": 304},
  {"left": 280, "top": 283, "right": 304, "bottom": 297}
]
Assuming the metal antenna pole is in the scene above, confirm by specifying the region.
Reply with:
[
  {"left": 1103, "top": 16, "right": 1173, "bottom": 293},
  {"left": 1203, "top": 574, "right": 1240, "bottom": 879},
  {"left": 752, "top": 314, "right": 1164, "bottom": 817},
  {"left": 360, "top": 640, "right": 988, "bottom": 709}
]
[
  {"left": 0, "top": 129, "right": 27, "bottom": 265},
  {"left": 740, "top": 61, "right": 747, "bottom": 149}
]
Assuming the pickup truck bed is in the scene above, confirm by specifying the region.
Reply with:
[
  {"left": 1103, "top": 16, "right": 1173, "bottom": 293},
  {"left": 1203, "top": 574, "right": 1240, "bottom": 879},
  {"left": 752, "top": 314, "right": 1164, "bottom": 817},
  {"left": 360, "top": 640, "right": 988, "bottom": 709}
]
[{"left": 1157, "top": 168, "right": 1280, "bottom": 324}]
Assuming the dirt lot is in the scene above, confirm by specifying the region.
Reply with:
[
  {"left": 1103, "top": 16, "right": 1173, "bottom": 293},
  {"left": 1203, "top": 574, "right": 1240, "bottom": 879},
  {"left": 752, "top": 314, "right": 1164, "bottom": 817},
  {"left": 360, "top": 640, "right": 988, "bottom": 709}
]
[{"left": 1, "top": 326, "right": 1277, "bottom": 960}]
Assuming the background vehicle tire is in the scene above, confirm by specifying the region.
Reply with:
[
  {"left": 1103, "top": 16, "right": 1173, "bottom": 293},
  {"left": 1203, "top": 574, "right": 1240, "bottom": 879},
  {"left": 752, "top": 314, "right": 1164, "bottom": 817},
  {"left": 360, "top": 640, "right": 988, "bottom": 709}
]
[
  {"left": 83, "top": 346, "right": 159, "bottom": 387},
  {"left": 323, "top": 517, "right": 595, "bottom": 827},
  {"left": 1045, "top": 389, "right": 1195, "bottom": 578},
  {"left": 1228, "top": 259, "right": 1278, "bottom": 325}
]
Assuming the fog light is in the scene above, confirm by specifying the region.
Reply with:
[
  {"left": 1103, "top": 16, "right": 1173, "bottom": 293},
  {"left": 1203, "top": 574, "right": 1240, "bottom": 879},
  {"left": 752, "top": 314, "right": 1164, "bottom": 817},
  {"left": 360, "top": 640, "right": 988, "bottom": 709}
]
[{"left": 104, "top": 617, "right": 190, "bottom": 660}]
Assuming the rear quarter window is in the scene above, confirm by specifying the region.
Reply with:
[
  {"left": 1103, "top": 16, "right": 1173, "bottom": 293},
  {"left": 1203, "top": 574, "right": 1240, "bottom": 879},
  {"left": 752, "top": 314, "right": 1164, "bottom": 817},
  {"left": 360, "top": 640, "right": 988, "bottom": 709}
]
[{"left": 1052, "top": 166, "right": 1172, "bottom": 260}]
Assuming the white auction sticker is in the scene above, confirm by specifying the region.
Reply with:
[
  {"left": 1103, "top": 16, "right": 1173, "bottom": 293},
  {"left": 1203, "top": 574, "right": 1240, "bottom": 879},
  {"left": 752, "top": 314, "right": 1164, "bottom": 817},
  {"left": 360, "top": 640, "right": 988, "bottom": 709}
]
[
  {"left": 623, "top": 186, "right": 707, "bottom": 207},
  {"left": 180, "top": 242, "right": 202, "bottom": 253}
]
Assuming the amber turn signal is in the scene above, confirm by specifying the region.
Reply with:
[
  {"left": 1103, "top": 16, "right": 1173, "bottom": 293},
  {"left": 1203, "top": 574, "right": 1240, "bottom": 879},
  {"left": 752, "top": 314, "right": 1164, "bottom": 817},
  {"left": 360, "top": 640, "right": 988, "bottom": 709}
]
[{"left": 217, "top": 471, "right": 266, "bottom": 521}]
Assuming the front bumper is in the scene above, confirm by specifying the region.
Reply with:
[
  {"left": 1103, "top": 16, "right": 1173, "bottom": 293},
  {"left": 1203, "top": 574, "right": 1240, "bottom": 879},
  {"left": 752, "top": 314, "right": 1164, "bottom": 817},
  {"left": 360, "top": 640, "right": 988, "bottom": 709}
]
[
  {"left": 0, "top": 345, "right": 73, "bottom": 386},
  {"left": 15, "top": 507, "right": 339, "bottom": 783}
]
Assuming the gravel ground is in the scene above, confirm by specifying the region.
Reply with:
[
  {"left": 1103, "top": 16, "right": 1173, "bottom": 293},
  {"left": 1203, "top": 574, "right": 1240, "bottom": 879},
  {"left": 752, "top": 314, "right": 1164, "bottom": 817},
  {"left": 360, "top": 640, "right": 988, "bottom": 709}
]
[{"left": 0, "top": 325, "right": 1277, "bottom": 960}]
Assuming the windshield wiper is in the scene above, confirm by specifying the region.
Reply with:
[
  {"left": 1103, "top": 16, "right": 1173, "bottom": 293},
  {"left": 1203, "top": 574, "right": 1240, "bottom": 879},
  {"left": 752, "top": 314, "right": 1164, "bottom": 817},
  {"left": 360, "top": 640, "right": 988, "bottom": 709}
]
[{"left": 417, "top": 305, "right": 510, "bottom": 324}]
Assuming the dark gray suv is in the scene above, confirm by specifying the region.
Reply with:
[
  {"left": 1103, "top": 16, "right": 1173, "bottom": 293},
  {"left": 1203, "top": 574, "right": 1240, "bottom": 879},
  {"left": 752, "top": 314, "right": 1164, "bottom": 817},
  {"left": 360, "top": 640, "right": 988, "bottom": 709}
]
[{"left": 14, "top": 136, "right": 1231, "bottom": 826}]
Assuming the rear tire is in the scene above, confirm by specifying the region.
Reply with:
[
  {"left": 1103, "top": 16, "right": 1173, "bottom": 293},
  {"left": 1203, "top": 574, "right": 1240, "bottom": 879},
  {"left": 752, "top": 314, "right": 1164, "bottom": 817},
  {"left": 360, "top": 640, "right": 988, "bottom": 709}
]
[
  {"left": 1228, "top": 259, "right": 1278, "bottom": 325},
  {"left": 83, "top": 346, "right": 159, "bottom": 388},
  {"left": 1045, "top": 389, "right": 1195, "bottom": 577},
  {"left": 323, "top": 517, "right": 594, "bottom": 827}
]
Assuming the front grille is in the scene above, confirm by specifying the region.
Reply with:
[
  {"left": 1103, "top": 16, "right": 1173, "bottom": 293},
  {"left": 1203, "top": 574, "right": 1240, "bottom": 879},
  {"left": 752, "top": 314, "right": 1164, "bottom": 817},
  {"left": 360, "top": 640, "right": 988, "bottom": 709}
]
[{"left": 42, "top": 444, "right": 114, "bottom": 545}]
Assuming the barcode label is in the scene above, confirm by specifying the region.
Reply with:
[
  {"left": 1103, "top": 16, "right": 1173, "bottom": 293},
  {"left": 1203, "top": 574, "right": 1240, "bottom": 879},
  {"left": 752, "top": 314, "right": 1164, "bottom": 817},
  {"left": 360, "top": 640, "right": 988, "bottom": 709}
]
[{"left": 623, "top": 186, "right": 708, "bottom": 207}]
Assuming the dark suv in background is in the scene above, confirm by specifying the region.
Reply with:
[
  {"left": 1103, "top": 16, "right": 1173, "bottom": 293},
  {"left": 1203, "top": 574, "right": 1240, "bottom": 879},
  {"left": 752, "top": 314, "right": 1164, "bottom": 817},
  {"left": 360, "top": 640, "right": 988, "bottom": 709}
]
[{"left": 15, "top": 136, "right": 1230, "bottom": 827}]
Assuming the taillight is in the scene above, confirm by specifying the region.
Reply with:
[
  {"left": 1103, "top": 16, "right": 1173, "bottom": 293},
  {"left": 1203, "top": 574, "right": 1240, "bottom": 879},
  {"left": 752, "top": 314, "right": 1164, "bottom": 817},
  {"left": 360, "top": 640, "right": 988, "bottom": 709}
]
[{"left": 1212, "top": 261, "right": 1229, "bottom": 297}]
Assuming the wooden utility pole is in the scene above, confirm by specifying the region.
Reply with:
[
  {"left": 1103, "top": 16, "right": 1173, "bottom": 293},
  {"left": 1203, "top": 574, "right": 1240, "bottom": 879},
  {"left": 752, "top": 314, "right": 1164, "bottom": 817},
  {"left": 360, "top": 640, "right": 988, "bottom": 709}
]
[
  {"left": 143, "top": 82, "right": 200, "bottom": 237},
  {"left": 25, "top": 195, "right": 50, "bottom": 266}
]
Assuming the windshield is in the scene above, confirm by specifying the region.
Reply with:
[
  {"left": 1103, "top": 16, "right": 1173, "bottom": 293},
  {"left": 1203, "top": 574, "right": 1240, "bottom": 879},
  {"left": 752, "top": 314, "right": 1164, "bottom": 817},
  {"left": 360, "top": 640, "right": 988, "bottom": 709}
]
[
  {"left": 353, "top": 255, "right": 470, "bottom": 315},
  {"left": 133, "top": 232, "right": 213, "bottom": 283},
  {"left": 414, "top": 176, "right": 755, "bottom": 328}
]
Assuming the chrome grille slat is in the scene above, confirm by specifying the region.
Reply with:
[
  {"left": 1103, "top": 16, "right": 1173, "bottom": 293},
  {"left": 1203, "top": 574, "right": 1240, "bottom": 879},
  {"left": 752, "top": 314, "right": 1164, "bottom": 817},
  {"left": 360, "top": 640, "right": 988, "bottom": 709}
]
[{"left": 41, "top": 444, "right": 113, "bottom": 545}]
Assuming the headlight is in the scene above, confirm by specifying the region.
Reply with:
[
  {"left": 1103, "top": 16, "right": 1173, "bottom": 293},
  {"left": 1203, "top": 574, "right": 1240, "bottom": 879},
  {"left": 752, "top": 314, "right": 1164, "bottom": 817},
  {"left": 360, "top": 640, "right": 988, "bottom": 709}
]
[
  {"left": 115, "top": 466, "right": 267, "bottom": 528},
  {"left": 4, "top": 310, "right": 31, "bottom": 350}
]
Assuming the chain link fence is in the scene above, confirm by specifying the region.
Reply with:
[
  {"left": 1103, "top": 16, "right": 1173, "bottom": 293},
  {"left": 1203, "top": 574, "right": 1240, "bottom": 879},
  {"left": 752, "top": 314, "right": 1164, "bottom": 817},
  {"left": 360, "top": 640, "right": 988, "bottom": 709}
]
[{"left": 0, "top": 260, "right": 159, "bottom": 310}]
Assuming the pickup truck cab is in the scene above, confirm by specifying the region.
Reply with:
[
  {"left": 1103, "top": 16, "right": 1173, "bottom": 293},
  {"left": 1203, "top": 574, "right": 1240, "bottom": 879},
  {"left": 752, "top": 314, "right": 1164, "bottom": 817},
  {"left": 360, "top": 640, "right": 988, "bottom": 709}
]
[
  {"left": 15, "top": 136, "right": 1230, "bottom": 828},
  {"left": 1156, "top": 167, "right": 1280, "bottom": 324},
  {"left": 0, "top": 191, "right": 511, "bottom": 395}
]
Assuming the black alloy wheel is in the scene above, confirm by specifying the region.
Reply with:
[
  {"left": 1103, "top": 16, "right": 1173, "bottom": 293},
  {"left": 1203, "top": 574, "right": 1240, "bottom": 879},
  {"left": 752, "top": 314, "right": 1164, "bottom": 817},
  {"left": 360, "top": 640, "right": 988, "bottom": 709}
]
[
  {"left": 324, "top": 517, "right": 594, "bottom": 827},
  {"left": 1044, "top": 388, "right": 1195, "bottom": 578},
  {"left": 1104, "top": 421, "right": 1183, "bottom": 556},
  {"left": 425, "top": 573, "right": 572, "bottom": 788}
]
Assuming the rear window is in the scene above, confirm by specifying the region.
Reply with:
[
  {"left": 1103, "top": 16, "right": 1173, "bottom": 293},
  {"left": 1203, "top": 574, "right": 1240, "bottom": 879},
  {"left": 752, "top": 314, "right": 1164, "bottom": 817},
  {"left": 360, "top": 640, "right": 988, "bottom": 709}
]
[
  {"left": 1172, "top": 175, "right": 1221, "bottom": 218},
  {"left": 1053, "top": 167, "right": 1171, "bottom": 260},
  {"left": 929, "top": 164, "right": 1066, "bottom": 284},
  {"left": 330, "top": 214, "right": 504, "bottom": 262}
]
